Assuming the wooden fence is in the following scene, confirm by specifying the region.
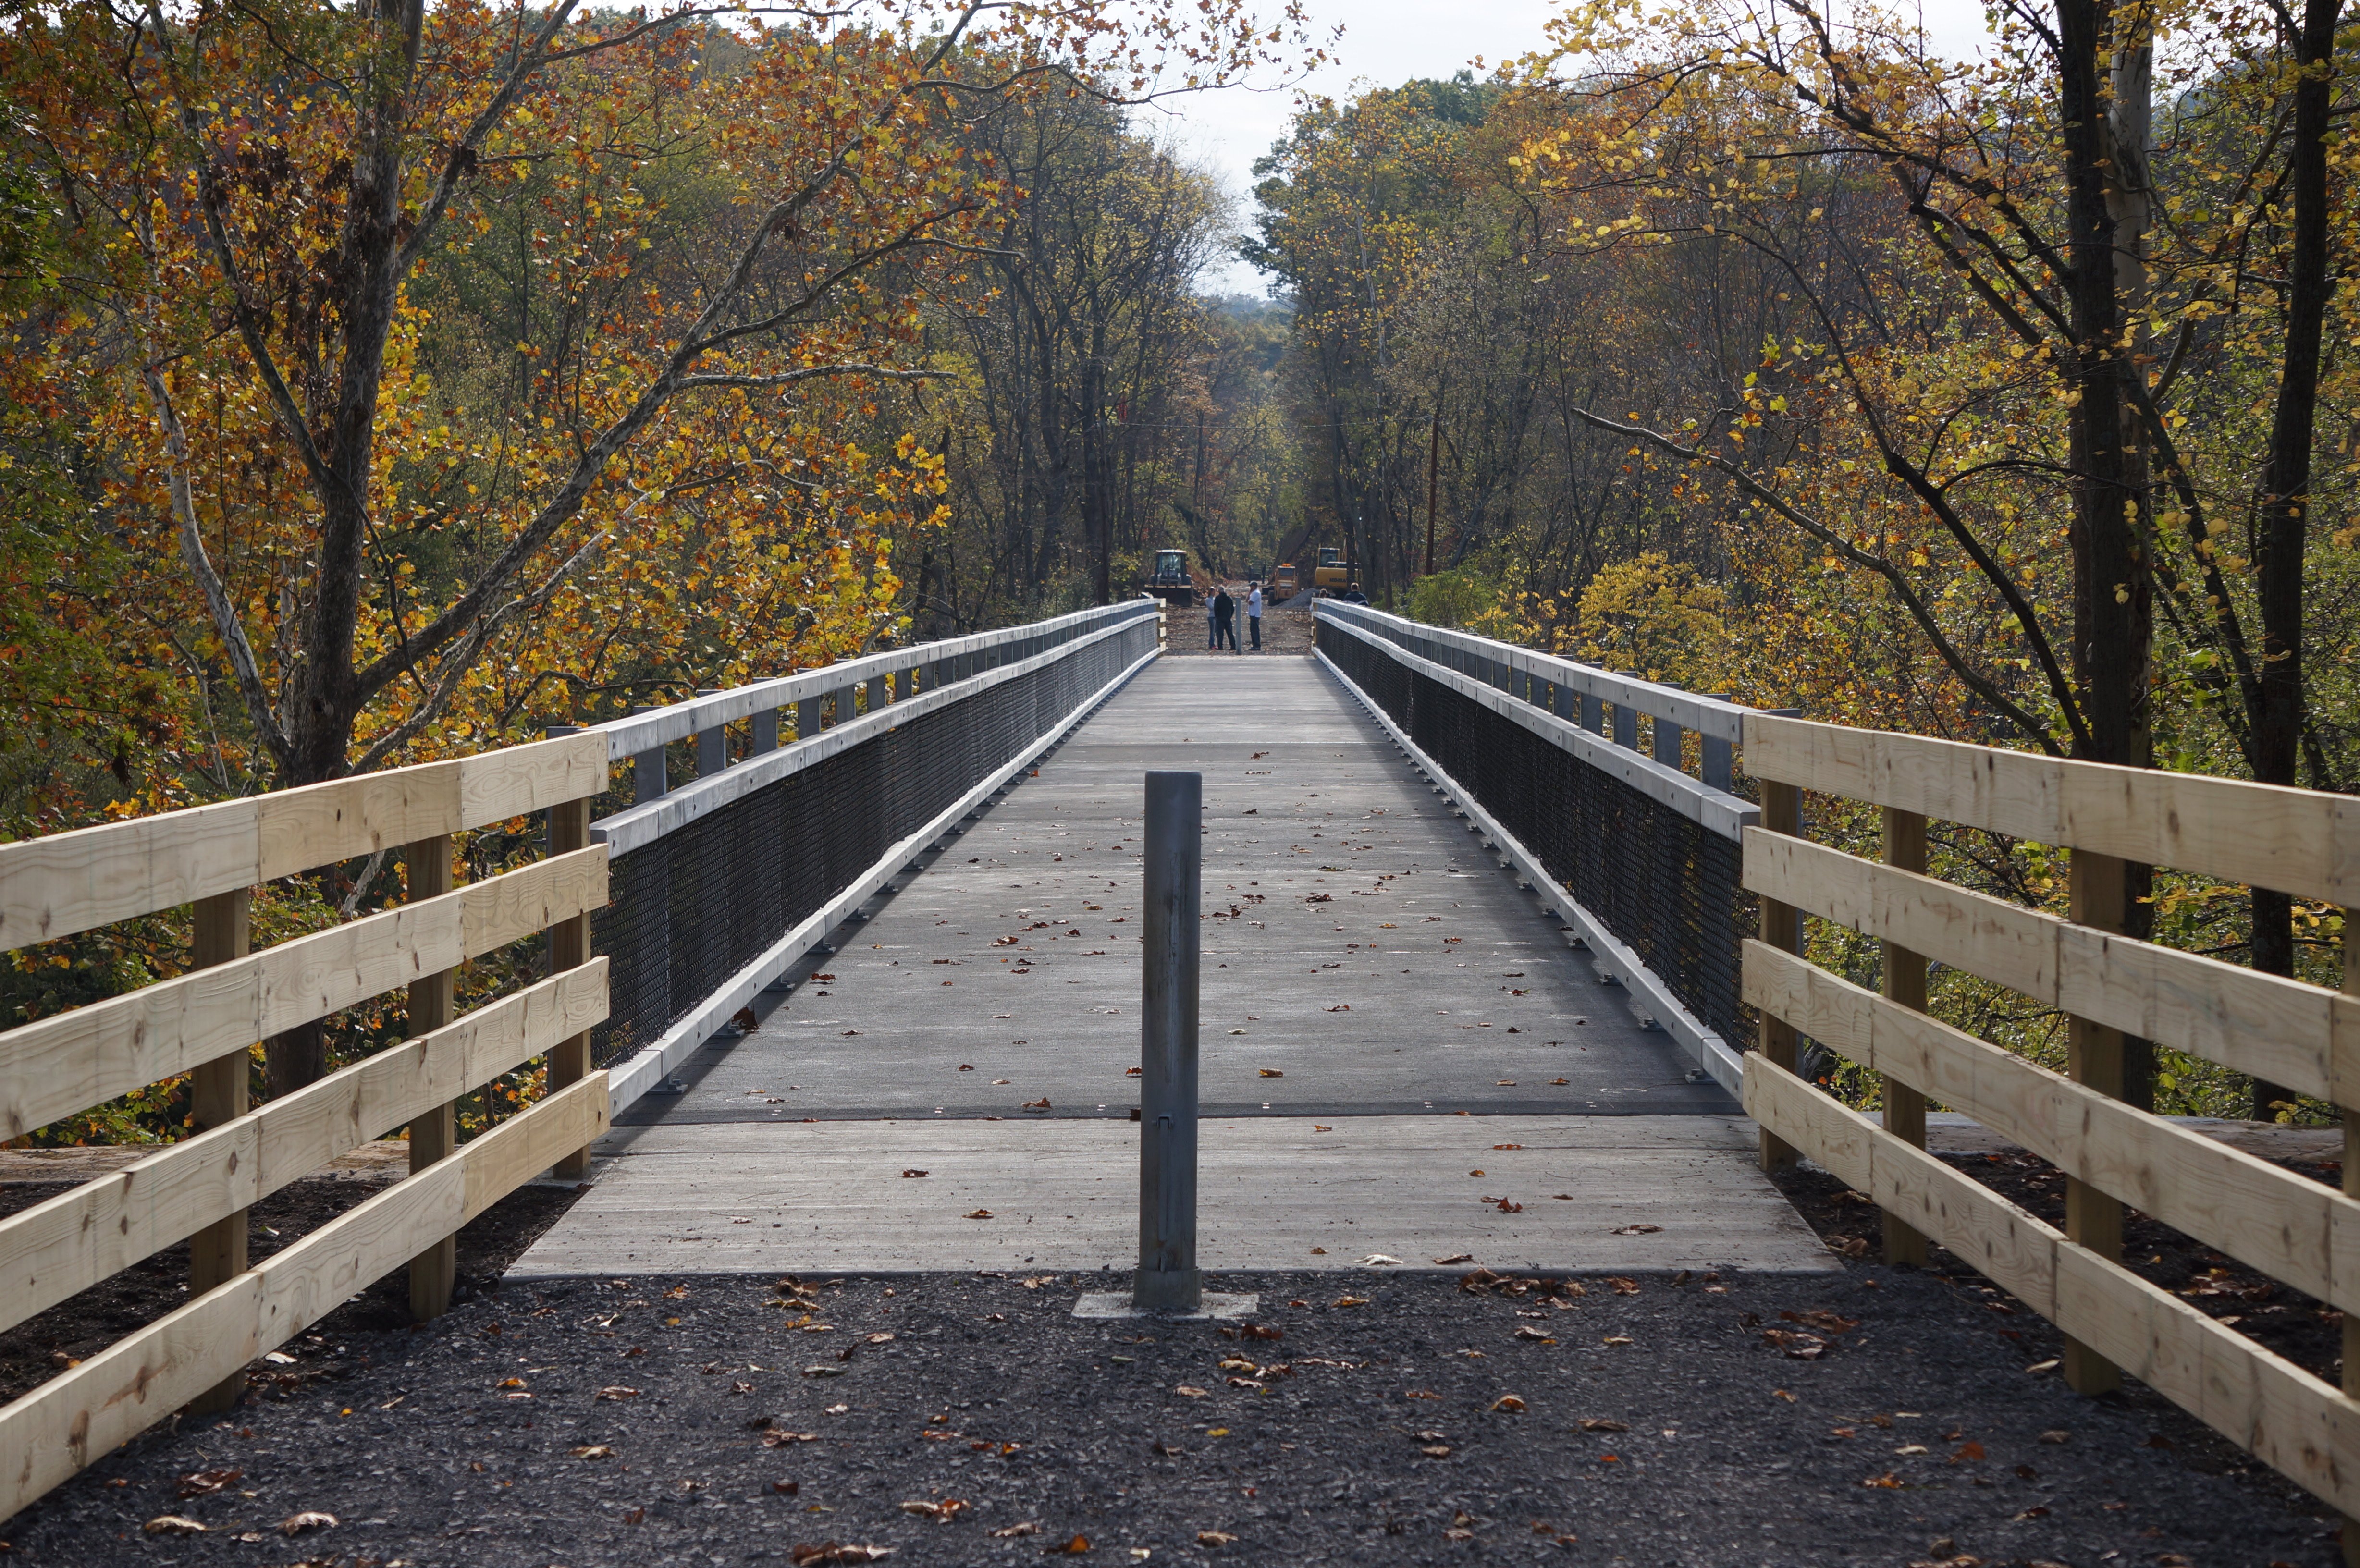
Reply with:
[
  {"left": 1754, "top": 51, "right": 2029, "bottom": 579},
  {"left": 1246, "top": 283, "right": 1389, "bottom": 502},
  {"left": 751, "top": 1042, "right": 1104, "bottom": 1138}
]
[
  {"left": 0, "top": 733, "right": 613, "bottom": 1521},
  {"left": 1739, "top": 714, "right": 2360, "bottom": 1519}
]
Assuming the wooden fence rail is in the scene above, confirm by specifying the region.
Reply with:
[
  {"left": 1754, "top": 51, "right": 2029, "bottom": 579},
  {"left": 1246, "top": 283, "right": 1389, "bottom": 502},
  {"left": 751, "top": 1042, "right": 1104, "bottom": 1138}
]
[
  {"left": 1740, "top": 712, "right": 2360, "bottom": 1531},
  {"left": 0, "top": 734, "right": 611, "bottom": 1523}
]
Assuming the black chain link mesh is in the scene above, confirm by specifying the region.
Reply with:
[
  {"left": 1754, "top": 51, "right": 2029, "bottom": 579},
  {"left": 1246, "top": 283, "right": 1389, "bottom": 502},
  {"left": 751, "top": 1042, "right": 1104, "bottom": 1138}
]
[
  {"left": 1322, "top": 620, "right": 1748, "bottom": 1050},
  {"left": 590, "top": 615, "right": 1155, "bottom": 1067}
]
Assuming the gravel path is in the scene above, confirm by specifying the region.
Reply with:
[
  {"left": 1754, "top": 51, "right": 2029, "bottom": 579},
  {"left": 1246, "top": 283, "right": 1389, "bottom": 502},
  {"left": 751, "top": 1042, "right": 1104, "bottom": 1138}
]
[{"left": 6, "top": 1262, "right": 2333, "bottom": 1566}]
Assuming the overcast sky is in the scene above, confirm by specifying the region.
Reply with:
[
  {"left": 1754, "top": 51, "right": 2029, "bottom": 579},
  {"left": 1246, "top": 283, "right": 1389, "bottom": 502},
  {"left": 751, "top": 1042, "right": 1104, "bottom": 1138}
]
[{"left": 1157, "top": 0, "right": 2004, "bottom": 295}]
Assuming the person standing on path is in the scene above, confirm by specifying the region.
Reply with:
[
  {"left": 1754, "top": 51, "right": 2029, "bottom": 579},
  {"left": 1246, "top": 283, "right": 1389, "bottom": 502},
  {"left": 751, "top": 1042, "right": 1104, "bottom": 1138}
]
[
  {"left": 1246, "top": 581, "right": 1263, "bottom": 651},
  {"left": 1212, "top": 585, "right": 1239, "bottom": 652},
  {"left": 1205, "top": 588, "right": 1218, "bottom": 649}
]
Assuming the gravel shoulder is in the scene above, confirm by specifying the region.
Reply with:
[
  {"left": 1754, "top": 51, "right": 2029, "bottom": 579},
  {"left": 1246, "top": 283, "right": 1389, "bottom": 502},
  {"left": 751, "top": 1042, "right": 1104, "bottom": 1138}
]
[{"left": 4, "top": 1250, "right": 2334, "bottom": 1566}]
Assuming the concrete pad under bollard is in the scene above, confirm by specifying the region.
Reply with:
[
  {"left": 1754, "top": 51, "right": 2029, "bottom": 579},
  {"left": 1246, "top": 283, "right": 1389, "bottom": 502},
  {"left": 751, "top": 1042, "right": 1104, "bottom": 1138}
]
[{"left": 1071, "top": 1291, "right": 1260, "bottom": 1321}]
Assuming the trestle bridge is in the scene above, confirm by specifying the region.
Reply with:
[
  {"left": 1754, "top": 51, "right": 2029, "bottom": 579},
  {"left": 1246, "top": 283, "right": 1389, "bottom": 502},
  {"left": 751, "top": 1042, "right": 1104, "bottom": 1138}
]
[{"left": 0, "top": 596, "right": 2355, "bottom": 1545}]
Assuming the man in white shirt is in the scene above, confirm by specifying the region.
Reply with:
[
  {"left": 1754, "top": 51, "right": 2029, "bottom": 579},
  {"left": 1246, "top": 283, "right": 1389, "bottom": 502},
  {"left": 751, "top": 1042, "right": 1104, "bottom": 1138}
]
[{"left": 1246, "top": 582, "right": 1263, "bottom": 651}]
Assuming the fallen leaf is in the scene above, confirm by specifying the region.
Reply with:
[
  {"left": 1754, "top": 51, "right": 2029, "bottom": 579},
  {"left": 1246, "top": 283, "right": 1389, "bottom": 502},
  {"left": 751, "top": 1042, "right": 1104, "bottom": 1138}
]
[
  {"left": 1325, "top": 1003, "right": 1351, "bottom": 1011},
  {"left": 1258, "top": 1067, "right": 1283, "bottom": 1077},
  {"left": 1577, "top": 1418, "right": 1628, "bottom": 1432},
  {"left": 176, "top": 1467, "right": 243, "bottom": 1499},
  {"left": 761, "top": 1431, "right": 822, "bottom": 1447},
  {"left": 1772, "top": 1389, "right": 1796, "bottom": 1402},
  {"left": 1045, "top": 1534, "right": 1092, "bottom": 1555},
  {"left": 1196, "top": 1531, "right": 1238, "bottom": 1546},
  {"left": 992, "top": 1522, "right": 1043, "bottom": 1538},
  {"left": 1175, "top": 1384, "right": 1208, "bottom": 1396},
  {"left": 1332, "top": 1296, "right": 1369, "bottom": 1308},
  {"left": 1948, "top": 1441, "right": 1986, "bottom": 1464},
  {"left": 1550, "top": 1078, "right": 1570, "bottom": 1086},
  {"left": 1492, "top": 1143, "right": 1523, "bottom": 1151},
  {"left": 280, "top": 1511, "right": 337, "bottom": 1535},
  {"left": 2025, "top": 1358, "right": 2060, "bottom": 1375},
  {"left": 599, "top": 1385, "right": 642, "bottom": 1400},
  {"left": 1433, "top": 1253, "right": 1474, "bottom": 1265},
  {"left": 2014, "top": 1505, "right": 2051, "bottom": 1519},
  {"left": 2037, "top": 1429, "right": 2069, "bottom": 1444},
  {"left": 1357, "top": 1253, "right": 1402, "bottom": 1266},
  {"left": 1513, "top": 1326, "right": 1556, "bottom": 1344},
  {"left": 1611, "top": 1224, "right": 1662, "bottom": 1236},
  {"left": 571, "top": 1446, "right": 615, "bottom": 1459},
  {"left": 902, "top": 1170, "right": 929, "bottom": 1178},
  {"left": 1600, "top": 1335, "right": 1633, "bottom": 1346},
  {"left": 1605, "top": 1276, "right": 1641, "bottom": 1295},
  {"left": 1861, "top": 1472, "right": 1904, "bottom": 1490},
  {"left": 144, "top": 1517, "right": 208, "bottom": 1536},
  {"left": 899, "top": 1498, "right": 970, "bottom": 1522},
  {"left": 1022, "top": 1097, "right": 1052, "bottom": 1110},
  {"left": 1313, "top": 1125, "right": 1333, "bottom": 1132},
  {"left": 791, "top": 1545, "right": 896, "bottom": 1565},
  {"left": 625, "top": 1507, "right": 647, "bottom": 1523},
  {"left": 964, "top": 1210, "right": 995, "bottom": 1220},
  {"left": 1421, "top": 1445, "right": 1453, "bottom": 1458},
  {"left": 1491, "top": 1395, "right": 1527, "bottom": 1412}
]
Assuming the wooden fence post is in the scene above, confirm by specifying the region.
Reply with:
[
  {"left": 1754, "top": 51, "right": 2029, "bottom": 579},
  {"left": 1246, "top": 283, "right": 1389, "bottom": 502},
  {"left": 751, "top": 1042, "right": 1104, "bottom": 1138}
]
[
  {"left": 404, "top": 834, "right": 458, "bottom": 1321},
  {"left": 1881, "top": 808, "right": 1930, "bottom": 1267},
  {"left": 2342, "top": 912, "right": 2358, "bottom": 1568},
  {"left": 2064, "top": 848, "right": 2128, "bottom": 1395},
  {"left": 548, "top": 796, "right": 595, "bottom": 1181},
  {"left": 185, "top": 887, "right": 252, "bottom": 1415},
  {"left": 1758, "top": 779, "right": 1802, "bottom": 1173}
]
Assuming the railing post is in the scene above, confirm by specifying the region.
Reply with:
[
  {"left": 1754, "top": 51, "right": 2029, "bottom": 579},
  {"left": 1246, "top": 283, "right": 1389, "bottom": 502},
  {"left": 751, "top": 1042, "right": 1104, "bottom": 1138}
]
[
  {"left": 1758, "top": 779, "right": 1802, "bottom": 1173},
  {"left": 404, "top": 833, "right": 459, "bottom": 1321},
  {"left": 867, "top": 673, "right": 887, "bottom": 714},
  {"left": 1701, "top": 697, "right": 1733, "bottom": 791},
  {"left": 1580, "top": 691, "right": 1604, "bottom": 734},
  {"left": 694, "top": 688, "right": 727, "bottom": 777},
  {"left": 751, "top": 708, "right": 780, "bottom": 756},
  {"left": 1613, "top": 676, "right": 1641, "bottom": 751},
  {"left": 833, "top": 683, "right": 857, "bottom": 728},
  {"left": 797, "top": 695, "right": 821, "bottom": 742},
  {"left": 185, "top": 886, "right": 252, "bottom": 1414},
  {"left": 1653, "top": 714, "right": 1684, "bottom": 772},
  {"left": 1136, "top": 771, "right": 1202, "bottom": 1311},
  {"left": 630, "top": 707, "right": 665, "bottom": 802},
  {"left": 548, "top": 792, "right": 595, "bottom": 1181},
  {"left": 1880, "top": 808, "right": 1930, "bottom": 1267},
  {"left": 2063, "top": 849, "right": 2128, "bottom": 1395}
]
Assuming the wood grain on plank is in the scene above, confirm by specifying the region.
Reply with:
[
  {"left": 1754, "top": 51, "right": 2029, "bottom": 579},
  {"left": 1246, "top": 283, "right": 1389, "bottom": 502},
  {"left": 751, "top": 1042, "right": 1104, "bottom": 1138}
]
[
  {"left": 1743, "top": 828, "right": 2346, "bottom": 1102},
  {"left": 0, "top": 847, "right": 607, "bottom": 1142},
  {"left": 0, "top": 800, "right": 259, "bottom": 953},
  {"left": 1743, "top": 712, "right": 2360, "bottom": 905},
  {"left": 0, "top": 1073, "right": 608, "bottom": 1525},
  {"left": 0, "top": 733, "right": 607, "bottom": 953},
  {"left": 0, "top": 964, "right": 604, "bottom": 1336},
  {"left": 1743, "top": 1054, "right": 2360, "bottom": 1515},
  {"left": 1744, "top": 940, "right": 2354, "bottom": 1314}
]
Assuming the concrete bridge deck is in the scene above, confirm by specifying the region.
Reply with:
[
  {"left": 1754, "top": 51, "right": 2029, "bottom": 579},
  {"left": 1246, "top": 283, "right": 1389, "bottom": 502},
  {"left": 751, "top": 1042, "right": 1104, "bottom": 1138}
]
[{"left": 513, "top": 656, "right": 1830, "bottom": 1279}]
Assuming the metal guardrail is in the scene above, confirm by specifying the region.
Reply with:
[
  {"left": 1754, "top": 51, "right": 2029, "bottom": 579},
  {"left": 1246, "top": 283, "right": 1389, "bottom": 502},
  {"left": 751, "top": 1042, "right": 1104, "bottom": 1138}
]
[
  {"left": 1314, "top": 600, "right": 1759, "bottom": 1092},
  {"left": 572, "top": 599, "right": 1162, "bottom": 1113}
]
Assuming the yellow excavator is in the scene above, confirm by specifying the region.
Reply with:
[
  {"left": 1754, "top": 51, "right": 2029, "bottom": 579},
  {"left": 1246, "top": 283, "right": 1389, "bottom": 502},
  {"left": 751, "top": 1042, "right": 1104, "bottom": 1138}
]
[{"left": 1312, "top": 545, "right": 1352, "bottom": 594}]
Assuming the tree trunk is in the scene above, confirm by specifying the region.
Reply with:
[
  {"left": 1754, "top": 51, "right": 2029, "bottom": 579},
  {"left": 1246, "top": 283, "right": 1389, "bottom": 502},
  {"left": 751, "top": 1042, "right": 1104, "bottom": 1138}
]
[
  {"left": 2247, "top": 0, "right": 2340, "bottom": 1117},
  {"left": 2056, "top": 0, "right": 2151, "bottom": 773}
]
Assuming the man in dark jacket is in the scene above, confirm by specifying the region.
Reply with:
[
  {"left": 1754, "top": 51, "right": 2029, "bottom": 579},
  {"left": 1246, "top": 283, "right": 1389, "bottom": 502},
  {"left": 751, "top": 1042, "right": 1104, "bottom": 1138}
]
[{"left": 1212, "top": 587, "right": 1239, "bottom": 651}]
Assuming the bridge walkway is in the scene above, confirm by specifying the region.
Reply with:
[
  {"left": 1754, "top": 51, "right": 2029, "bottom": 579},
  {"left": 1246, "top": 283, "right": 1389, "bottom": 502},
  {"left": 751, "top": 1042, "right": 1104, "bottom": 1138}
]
[{"left": 513, "top": 656, "right": 1829, "bottom": 1278}]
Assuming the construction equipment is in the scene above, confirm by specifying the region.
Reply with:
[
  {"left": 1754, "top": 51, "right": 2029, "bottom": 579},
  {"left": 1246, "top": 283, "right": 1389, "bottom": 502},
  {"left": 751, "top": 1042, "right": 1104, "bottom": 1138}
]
[
  {"left": 1269, "top": 562, "right": 1299, "bottom": 600},
  {"left": 1312, "top": 546, "right": 1350, "bottom": 594},
  {"left": 1141, "top": 548, "right": 1196, "bottom": 608}
]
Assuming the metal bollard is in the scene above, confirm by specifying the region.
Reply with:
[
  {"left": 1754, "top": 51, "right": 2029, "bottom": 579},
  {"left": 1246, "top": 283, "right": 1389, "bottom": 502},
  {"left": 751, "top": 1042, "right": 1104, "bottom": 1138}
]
[{"left": 1135, "top": 770, "right": 1202, "bottom": 1311}]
